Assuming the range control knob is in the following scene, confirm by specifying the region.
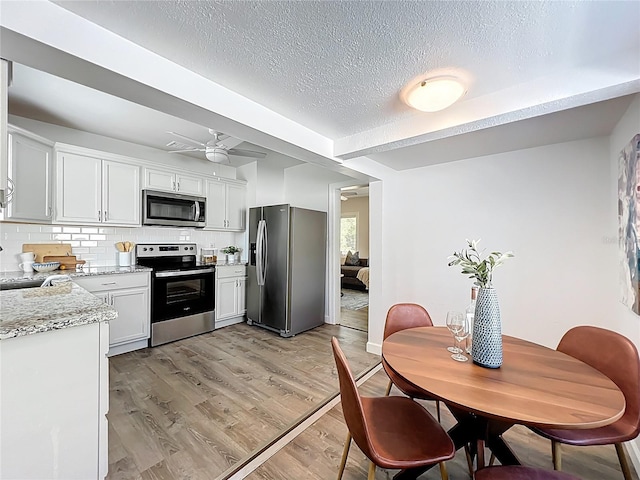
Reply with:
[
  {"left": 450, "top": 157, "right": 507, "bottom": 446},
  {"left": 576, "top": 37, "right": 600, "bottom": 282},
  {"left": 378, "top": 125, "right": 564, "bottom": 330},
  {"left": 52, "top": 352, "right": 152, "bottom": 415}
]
[
  {"left": 184, "top": 246, "right": 188, "bottom": 250},
  {"left": 190, "top": 247, "right": 194, "bottom": 250},
  {"left": 143, "top": 247, "right": 148, "bottom": 252},
  {"left": 149, "top": 247, "right": 154, "bottom": 251}
]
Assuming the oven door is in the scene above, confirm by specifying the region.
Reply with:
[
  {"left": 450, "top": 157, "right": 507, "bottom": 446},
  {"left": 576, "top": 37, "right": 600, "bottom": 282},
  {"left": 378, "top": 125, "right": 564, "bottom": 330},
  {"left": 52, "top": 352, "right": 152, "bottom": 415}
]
[{"left": 152, "top": 268, "right": 214, "bottom": 323}]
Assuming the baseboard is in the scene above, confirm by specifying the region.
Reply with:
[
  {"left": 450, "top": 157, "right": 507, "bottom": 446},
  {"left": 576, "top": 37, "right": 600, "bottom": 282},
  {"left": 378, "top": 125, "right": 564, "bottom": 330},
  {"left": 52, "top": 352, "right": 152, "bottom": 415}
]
[
  {"left": 215, "top": 316, "right": 245, "bottom": 329},
  {"left": 366, "top": 341, "right": 381, "bottom": 355},
  {"left": 627, "top": 438, "right": 640, "bottom": 477},
  {"left": 108, "top": 338, "right": 148, "bottom": 357}
]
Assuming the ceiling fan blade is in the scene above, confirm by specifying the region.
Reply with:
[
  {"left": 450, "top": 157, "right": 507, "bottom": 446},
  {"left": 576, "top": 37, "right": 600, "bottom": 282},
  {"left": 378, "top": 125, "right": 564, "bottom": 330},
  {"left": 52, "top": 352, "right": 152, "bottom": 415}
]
[
  {"left": 168, "top": 148, "right": 205, "bottom": 154},
  {"left": 167, "top": 131, "right": 207, "bottom": 147},
  {"left": 227, "top": 148, "right": 267, "bottom": 159}
]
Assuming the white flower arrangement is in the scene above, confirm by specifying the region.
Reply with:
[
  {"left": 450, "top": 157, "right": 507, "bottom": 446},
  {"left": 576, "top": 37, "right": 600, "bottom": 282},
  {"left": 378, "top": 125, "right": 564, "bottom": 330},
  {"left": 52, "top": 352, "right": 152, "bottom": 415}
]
[{"left": 448, "top": 239, "right": 514, "bottom": 288}]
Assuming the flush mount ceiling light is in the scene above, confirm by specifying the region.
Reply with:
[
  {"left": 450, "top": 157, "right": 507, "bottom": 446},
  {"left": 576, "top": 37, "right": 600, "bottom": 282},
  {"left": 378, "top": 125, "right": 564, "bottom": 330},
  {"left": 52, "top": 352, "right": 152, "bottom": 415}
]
[{"left": 403, "top": 76, "right": 466, "bottom": 112}]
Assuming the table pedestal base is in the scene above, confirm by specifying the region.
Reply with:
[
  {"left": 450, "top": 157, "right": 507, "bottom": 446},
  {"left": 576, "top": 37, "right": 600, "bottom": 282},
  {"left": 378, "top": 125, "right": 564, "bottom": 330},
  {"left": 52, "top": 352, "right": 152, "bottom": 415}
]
[{"left": 393, "top": 406, "right": 521, "bottom": 479}]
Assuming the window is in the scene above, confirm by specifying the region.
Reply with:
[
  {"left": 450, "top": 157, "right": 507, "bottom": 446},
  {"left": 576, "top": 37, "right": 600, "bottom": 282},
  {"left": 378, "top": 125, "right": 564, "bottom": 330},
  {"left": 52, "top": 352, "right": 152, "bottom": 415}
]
[{"left": 340, "top": 213, "right": 358, "bottom": 254}]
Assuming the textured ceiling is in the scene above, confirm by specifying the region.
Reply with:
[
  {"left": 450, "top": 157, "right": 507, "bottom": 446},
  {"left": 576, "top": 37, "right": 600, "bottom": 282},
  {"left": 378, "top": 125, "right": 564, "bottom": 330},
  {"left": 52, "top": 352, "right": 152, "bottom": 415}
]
[
  {"left": 1, "top": 1, "right": 638, "bottom": 173},
  {"left": 53, "top": 0, "right": 640, "bottom": 139}
]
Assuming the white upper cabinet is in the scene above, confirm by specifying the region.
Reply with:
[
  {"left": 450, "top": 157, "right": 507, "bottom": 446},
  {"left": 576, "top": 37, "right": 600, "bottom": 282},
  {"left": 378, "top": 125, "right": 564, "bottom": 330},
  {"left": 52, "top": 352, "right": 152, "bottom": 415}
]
[
  {"left": 5, "top": 127, "right": 54, "bottom": 222},
  {"left": 56, "top": 150, "right": 140, "bottom": 226},
  {"left": 56, "top": 152, "right": 102, "bottom": 223},
  {"left": 102, "top": 161, "right": 140, "bottom": 224},
  {"left": 144, "top": 167, "right": 203, "bottom": 196},
  {"left": 205, "top": 179, "right": 246, "bottom": 231}
]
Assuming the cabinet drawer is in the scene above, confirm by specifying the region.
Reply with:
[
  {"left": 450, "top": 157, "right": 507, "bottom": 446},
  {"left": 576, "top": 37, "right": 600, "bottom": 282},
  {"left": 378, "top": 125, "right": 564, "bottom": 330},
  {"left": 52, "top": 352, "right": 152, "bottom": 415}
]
[
  {"left": 75, "top": 272, "right": 150, "bottom": 292},
  {"left": 216, "top": 265, "right": 247, "bottom": 279}
]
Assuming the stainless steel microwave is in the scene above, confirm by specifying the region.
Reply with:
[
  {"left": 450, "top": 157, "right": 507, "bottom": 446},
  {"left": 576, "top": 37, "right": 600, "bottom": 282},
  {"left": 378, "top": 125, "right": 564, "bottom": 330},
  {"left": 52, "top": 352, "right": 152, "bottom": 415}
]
[{"left": 142, "top": 190, "right": 206, "bottom": 228}]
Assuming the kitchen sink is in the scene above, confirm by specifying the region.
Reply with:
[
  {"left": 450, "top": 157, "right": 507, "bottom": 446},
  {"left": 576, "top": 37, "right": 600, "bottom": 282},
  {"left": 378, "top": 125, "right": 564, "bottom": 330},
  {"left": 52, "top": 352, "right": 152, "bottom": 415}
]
[{"left": 0, "top": 280, "right": 44, "bottom": 290}]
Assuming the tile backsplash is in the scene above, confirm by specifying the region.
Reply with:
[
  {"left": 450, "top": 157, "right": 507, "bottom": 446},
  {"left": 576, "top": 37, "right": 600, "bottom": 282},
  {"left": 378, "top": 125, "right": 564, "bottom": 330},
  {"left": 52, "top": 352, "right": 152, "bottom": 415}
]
[{"left": 0, "top": 223, "right": 241, "bottom": 272}]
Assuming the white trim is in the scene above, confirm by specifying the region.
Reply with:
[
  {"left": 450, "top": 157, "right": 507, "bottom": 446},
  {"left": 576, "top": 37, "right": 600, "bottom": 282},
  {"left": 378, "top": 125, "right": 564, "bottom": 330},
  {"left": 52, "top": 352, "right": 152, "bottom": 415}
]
[
  {"left": 328, "top": 180, "right": 369, "bottom": 327},
  {"left": 224, "top": 363, "right": 383, "bottom": 480},
  {"left": 366, "top": 341, "right": 382, "bottom": 356}
]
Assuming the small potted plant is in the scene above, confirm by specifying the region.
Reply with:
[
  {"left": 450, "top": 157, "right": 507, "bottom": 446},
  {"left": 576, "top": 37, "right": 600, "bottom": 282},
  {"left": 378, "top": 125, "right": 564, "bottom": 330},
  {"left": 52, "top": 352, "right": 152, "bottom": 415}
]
[{"left": 221, "top": 245, "right": 240, "bottom": 264}]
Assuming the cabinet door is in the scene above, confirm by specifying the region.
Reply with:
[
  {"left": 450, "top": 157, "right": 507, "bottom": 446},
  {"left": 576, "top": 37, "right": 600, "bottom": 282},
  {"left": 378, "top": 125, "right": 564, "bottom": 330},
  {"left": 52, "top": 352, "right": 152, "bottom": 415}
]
[
  {"left": 226, "top": 183, "right": 246, "bottom": 230},
  {"left": 7, "top": 132, "right": 53, "bottom": 222},
  {"left": 56, "top": 153, "right": 102, "bottom": 223},
  {"left": 176, "top": 173, "right": 203, "bottom": 195},
  {"left": 103, "top": 161, "right": 140, "bottom": 225},
  {"left": 108, "top": 288, "right": 149, "bottom": 346},
  {"left": 237, "top": 277, "right": 247, "bottom": 314},
  {"left": 144, "top": 168, "right": 175, "bottom": 192},
  {"left": 206, "top": 180, "right": 226, "bottom": 229},
  {"left": 216, "top": 277, "right": 239, "bottom": 320}
]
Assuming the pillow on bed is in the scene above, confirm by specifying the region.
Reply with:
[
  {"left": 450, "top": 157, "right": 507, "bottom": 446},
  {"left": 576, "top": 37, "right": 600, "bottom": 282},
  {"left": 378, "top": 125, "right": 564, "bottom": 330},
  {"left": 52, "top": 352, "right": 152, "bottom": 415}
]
[{"left": 345, "top": 250, "right": 360, "bottom": 266}]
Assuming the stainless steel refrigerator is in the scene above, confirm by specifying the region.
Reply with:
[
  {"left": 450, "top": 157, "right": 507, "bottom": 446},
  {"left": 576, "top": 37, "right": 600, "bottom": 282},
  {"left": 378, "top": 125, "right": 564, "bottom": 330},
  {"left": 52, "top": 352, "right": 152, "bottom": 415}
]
[{"left": 246, "top": 204, "right": 326, "bottom": 337}]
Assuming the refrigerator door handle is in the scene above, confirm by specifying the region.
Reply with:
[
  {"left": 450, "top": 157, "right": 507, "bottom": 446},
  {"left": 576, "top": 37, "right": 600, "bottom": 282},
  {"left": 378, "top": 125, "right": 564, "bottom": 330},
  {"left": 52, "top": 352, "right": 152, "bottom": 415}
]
[
  {"left": 261, "top": 219, "right": 268, "bottom": 285},
  {"left": 256, "top": 219, "right": 266, "bottom": 286}
]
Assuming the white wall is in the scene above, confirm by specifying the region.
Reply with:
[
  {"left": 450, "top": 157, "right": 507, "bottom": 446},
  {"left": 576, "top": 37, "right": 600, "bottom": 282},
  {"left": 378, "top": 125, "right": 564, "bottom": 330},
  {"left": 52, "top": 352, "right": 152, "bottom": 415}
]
[
  {"left": 284, "top": 163, "right": 353, "bottom": 212},
  {"left": 369, "top": 136, "right": 617, "bottom": 352},
  {"left": 341, "top": 196, "right": 369, "bottom": 258},
  {"left": 255, "top": 161, "right": 286, "bottom": 206}
]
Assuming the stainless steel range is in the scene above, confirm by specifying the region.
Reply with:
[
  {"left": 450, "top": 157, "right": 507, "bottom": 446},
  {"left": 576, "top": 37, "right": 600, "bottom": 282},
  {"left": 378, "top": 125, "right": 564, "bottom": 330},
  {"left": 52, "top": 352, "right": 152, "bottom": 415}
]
[{"left": 136, "top": 243, "right": 215, "bottom": 347}]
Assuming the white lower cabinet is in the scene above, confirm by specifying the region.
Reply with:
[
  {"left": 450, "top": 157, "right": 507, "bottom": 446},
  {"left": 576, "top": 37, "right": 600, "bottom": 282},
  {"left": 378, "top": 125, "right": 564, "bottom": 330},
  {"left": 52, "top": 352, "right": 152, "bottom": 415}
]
[
  {"left": 75, "top": 272, "right": 150, "bottom": 355},
  {"left": 215, "top": 265, "right": 247, "bottom": 328},
  {"left": 0, "top": 321, "right": 109, "bottom": 480}
]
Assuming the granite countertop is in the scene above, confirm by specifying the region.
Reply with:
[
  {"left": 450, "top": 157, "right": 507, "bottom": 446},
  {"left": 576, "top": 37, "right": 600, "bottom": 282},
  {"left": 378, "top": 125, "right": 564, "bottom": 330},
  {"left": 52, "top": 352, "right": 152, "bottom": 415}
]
[
  {"left": 0, "top": 283, "right": 117, "bottom": 340},
  {"left": 0, "top": 265, "right": 152, "bottom": 287}
]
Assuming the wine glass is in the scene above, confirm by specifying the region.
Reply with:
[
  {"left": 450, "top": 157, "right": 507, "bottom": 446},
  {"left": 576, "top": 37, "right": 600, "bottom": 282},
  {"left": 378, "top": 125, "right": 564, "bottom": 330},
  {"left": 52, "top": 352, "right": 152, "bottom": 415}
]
[
  {"left": 446, "top": 311, "right": 464, "bottom": 353},
  {"left": 449, "top": 314, "right": 471, "bottom": 362}
]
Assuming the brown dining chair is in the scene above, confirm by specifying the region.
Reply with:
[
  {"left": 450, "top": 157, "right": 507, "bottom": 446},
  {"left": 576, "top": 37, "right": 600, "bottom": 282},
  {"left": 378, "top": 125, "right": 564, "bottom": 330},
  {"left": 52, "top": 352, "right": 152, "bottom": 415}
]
[
  {"left": 531, "top": 325, "right": 640, "bottom": 480},
  {"left": 474, "top": 465, "right": 581, "bottom": 480},
  {"left": 332, "top": 337, "right": 455, "bottom": 480},
  {"left": 382, "top": 303, "right": 442, "bottom": 422}
]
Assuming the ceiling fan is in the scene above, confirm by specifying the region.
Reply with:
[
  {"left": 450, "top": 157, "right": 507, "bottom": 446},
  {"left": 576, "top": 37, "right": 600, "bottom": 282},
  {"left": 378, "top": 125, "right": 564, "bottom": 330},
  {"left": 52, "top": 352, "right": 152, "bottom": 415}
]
[{"left": 166, "top": 129, "right": 267, "bottom": 163}]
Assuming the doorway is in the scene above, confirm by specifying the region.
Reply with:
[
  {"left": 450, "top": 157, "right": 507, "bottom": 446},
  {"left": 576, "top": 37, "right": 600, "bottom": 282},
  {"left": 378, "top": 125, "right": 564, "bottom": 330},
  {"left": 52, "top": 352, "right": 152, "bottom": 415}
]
[{"left": 338, "top": 185, "right": 369, "bottom": 332}]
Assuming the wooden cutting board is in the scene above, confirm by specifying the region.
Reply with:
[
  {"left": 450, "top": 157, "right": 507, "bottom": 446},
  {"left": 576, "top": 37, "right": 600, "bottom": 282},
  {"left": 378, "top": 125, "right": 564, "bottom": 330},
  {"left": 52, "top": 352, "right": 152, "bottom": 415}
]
[
  {"left": 43, "top": 255, "right": 86, "bottom": 270},
  {"left": 22, "top": 243, "right": 72, "bottom": 263}
]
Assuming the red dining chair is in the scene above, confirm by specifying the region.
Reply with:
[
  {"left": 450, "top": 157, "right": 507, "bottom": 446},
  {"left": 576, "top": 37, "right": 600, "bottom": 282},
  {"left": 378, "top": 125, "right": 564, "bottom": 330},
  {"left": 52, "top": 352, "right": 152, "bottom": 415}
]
[
  {"left": 474, "top": 465, "right": 581, "bottom": 480},
  {"left": 382, "top": 303, "right": 442, "bottom": 422},
  {"left": 531, "top": 325, "right": 640, "bottom": 480},
  {"left": 332, "top": 337, "right": 455, "bottom": 480}
]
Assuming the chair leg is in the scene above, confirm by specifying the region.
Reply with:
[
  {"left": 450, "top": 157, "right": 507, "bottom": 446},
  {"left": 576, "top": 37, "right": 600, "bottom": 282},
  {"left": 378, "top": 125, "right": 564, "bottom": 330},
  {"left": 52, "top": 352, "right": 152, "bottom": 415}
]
[
  {"left": 489, "top": 453, "right": 496, "bottom": 466},
  {"left": 551, "top": 440, "right": 561, "bottom": 471},
  {"left": 367, "top": 461, "right": 376, "bottom": 480},
  {"left": 464, "top": 445, "right": 474, "bottom": 477},
  {"left": 615, "top": 442, "right": 633, "bottom": 480},
  {"left": 476, "top": 439, "right": 486, "bottom": 470},
  {"left": 439, "top": 461, "right": 449, "bottom": 480},
  {"left": 337, "top": 432, "right": 351, "bottom": 480},
  {"left": 436, "top": 400, "right": 441, "bottom": 423},
  {"left": 384, "top": 379, "right": 392, "bottom": 396}
]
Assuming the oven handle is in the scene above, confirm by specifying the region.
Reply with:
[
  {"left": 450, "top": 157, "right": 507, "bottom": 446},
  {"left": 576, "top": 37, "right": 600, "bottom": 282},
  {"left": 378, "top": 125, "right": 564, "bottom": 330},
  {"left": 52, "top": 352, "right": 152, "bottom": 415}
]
[
  {"left": 194, "top": 201, "right": 200, "bottom": 222},
  {"left": 156, "top": 268, "right": 214, "bottom": 278}
]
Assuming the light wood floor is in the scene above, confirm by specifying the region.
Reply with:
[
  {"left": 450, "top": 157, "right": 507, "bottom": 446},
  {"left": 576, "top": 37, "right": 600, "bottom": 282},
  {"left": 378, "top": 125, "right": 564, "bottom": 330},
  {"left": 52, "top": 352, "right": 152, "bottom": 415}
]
[
  {"left": 340, "top": 306, "right": 368, "bottom": 332},
  {"left": 106, "top": 322, "right": 379, "bottom": 480},
  {"left": 248, "top": 369, "right": 638, "bottom": 480}
]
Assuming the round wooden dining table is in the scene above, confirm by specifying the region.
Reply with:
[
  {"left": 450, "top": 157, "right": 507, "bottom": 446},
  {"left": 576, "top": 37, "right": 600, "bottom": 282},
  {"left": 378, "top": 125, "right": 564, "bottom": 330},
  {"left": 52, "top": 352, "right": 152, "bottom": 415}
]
[{"left": 382, "top": 326, "right": 625, "bottom": 478}]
